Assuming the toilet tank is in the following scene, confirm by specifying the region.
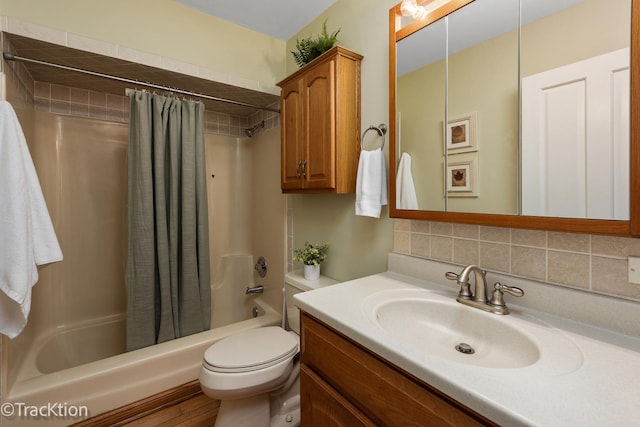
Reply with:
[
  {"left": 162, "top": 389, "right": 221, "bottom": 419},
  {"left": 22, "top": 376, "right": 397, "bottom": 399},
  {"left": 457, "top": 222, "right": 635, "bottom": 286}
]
[{"left": 284, "top": 271, "right": 338, "bottom": 334}]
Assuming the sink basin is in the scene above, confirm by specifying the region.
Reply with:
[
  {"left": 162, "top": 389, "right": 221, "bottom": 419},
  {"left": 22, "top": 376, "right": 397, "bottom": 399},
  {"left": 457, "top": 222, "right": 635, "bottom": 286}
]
[{"left": 364, "top": 289, "right": 541, "bottom": 369}]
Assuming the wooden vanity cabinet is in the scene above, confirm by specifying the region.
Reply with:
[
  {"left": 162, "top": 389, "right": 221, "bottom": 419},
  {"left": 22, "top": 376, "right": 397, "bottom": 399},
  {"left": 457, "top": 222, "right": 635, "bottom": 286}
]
[
  {"left": 299, "top": 312, "right": 497, "bottom": 427},
  {"left": 277, "top": 46, "right": 362, "bottom": 193}
]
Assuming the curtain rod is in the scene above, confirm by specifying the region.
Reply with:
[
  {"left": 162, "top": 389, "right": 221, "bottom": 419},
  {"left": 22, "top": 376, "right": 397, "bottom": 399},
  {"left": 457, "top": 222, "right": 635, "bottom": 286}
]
[{"left": 2, "top": 52, "right": 280, "bottom": 114}]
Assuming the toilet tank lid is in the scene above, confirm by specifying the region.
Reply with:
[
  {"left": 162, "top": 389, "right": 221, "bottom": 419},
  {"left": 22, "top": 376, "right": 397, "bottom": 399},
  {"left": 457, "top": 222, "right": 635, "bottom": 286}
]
[
  {"left": 285, "top": 271, "right": 339, "bottom": 292},
  {"left": 204, "top": 326, "right": 298, "bottom": 372}
]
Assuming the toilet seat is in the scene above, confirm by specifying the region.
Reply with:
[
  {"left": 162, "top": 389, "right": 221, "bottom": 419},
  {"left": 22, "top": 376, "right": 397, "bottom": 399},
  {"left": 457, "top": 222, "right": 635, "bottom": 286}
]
[{"left": 203, "top": 326, "right": 298, "bottom": 373}]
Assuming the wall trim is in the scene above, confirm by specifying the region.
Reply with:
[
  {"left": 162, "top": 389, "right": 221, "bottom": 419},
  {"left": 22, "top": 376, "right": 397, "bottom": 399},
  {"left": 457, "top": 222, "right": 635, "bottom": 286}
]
[{"left": 69, "top": 380, "right": 215, "bottom": 427}]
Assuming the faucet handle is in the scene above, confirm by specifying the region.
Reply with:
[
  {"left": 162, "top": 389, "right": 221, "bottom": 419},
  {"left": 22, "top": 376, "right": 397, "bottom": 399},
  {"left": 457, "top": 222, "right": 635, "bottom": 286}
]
[
  {"left": 498, "top": 282, "right": 524, "bottom": 297},
  {"left": 445, "top": 271, "right": 472, "bottom": 299},
  {"left": 445, "top": 271, "right": 459, "bottom": 280},
  {"left": 489, "top": 282, "right": 524, "bottom": 307}
]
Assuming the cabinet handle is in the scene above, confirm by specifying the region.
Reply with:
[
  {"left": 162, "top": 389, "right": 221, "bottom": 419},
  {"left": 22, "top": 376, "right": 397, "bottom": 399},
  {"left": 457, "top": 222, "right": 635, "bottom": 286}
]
[
  {"left": 301, "top": 160, "right": 307, "bottom": 178},
  {"left": 296, "top": 160, "right": 302, "bottom": 178}
]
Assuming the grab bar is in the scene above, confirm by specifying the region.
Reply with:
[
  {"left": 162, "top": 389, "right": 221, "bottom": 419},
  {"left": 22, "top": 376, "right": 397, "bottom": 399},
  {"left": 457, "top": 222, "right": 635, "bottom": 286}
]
[{"left": 245, "top": 285, "right": 264, "bottom": 295}]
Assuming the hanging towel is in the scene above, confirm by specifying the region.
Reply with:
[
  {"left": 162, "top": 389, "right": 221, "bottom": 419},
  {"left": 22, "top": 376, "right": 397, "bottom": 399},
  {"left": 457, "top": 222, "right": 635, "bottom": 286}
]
[
  {"left": 0, "top": 101, "right": 63, "bottom": 339},
  {"left": 355, "top": 148, "right": 388, "bottom": 218},
  {"left": 396, "top": 152, "right": 419, "bottom": 210}
]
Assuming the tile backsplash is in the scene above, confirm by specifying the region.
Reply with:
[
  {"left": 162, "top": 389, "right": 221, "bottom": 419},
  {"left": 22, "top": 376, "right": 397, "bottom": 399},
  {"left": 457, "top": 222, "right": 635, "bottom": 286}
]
[{"left": 393, "top": 219, "right": 640, "bottom": 301}]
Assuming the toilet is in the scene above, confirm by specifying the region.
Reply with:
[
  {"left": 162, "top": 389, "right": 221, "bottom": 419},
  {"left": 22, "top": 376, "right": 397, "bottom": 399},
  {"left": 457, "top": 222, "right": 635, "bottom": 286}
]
[{"left": 199, "top": 272, "right": 338, "bottom": 427}]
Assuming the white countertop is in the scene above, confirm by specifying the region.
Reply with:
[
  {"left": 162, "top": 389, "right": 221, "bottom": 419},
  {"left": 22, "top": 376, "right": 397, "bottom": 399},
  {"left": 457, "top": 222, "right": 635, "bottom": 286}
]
[{"left": 294, "top": 264, "right": 640, "bottom": 426}]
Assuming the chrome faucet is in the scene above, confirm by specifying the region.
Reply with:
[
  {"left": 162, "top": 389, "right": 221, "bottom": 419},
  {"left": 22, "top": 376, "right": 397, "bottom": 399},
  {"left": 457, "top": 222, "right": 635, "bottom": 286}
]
[
  {"left": 446, "top": 265, "right": 524, "bottom": 315},
  {"left": 245, "top": 285, "right": 264, "bottom": 295}
]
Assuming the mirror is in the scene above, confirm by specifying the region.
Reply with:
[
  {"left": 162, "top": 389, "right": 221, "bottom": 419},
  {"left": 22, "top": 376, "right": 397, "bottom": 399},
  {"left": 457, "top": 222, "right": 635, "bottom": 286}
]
[
  {"left": 389, "top": 0, "right": 639, "bottom": 235},
  {"left": 396, "top": 18, "right": 447, "bottom": 212}
]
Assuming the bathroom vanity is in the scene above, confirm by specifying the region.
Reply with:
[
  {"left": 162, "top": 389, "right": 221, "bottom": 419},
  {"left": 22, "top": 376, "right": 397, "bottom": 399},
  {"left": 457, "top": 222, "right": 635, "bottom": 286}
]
[
  {"left": 294, "top": 254, "right": 640, "bottom": 426},
  {"left": 299, "top": 313, "right": 495, "bottom": 426}
]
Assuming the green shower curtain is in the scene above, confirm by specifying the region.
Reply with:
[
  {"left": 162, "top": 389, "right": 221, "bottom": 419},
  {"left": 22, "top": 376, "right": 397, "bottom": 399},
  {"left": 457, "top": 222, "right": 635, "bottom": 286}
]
[{"left": 126, "top": 90, "right": 211, "bottom": 351}]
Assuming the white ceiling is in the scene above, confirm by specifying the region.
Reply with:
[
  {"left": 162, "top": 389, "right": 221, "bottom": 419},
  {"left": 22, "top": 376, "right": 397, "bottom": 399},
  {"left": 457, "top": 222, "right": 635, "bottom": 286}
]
[{"left": 172, "top": 0, "right": 337, "bottom": 40}]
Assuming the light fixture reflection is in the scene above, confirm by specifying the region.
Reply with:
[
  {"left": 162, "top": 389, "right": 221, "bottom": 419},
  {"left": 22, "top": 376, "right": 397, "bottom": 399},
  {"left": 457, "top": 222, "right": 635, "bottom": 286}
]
[
  {"left": 401, "top": 0, "right": 451, "bottom": 21},
  {"left": 400, "top": 0, "right": 428, "bottom": 20}
]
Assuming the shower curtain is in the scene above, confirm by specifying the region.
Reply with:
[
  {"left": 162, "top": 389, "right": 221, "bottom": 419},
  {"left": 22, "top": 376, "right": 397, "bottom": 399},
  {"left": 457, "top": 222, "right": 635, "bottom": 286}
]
[{"left": 126, "top": 91, "right": 211, "bottom": 351}]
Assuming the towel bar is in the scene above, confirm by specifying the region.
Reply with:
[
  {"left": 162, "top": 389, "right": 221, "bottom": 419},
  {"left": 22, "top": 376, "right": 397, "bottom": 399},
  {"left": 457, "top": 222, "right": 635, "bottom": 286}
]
[{"left": 361, "top": 123, "right": 387, "bottom": 150}]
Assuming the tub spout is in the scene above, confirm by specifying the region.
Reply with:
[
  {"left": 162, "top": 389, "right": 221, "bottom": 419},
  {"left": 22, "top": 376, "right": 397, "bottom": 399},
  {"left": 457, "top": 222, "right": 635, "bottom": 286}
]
[{"left": 245, "top": 285, "right": 264, "bottom": 295}]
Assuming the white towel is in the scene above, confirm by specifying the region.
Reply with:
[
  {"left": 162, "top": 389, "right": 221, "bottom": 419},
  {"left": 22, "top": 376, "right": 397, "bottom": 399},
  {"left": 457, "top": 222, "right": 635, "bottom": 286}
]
[
  {"left": 396, "top": 152, "right": 419, "bottom": 210},
  {"left": 355, "top": 148, "right": 388, "bottom": 218},
  {"left": 0, "top": 101, "right": 63, "bottom": 338}
]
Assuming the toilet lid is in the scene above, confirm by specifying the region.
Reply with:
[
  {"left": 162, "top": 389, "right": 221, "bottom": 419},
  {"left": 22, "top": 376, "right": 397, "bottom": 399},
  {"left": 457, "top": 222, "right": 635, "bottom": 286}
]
[{"left": 203, "top": 326, "right": 298, "bottom": 373}]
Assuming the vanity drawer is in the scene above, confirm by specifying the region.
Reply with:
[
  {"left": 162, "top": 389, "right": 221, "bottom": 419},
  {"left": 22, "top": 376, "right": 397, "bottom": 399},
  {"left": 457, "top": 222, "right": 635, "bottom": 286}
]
[{"left": 300, "top": 312, "right": 496, "bottom": 427}]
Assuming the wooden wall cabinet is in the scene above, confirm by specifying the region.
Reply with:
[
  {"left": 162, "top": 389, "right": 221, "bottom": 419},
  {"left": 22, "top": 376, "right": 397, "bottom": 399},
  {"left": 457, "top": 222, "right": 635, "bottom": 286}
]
[
  {"left": 277, "top": 46, "right": 363, "bottom": 193},
  {"left": 300, "top": 312, "right": 497, "bottom": 427}
]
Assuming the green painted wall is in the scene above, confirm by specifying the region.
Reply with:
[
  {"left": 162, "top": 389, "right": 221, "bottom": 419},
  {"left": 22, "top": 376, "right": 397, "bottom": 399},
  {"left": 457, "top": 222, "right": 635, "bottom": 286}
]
[
  {"left": 285, "top": 0, "right": 398, "bottom": 281},
  {"left": 0, "top": 0, "right": 286, "bottom": 84}
]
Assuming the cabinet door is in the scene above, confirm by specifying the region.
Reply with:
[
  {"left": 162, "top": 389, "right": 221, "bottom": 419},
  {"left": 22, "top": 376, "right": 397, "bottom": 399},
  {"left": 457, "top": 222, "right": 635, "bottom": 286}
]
[
  {"left": 301, "top": 364, "right": 375, "bottom": 427},
  {"left": 281, "top": 79, "right": 304, "bottom": 190},
  {"left": 303, "top": 59, "right": 336, "bottom": 190}
]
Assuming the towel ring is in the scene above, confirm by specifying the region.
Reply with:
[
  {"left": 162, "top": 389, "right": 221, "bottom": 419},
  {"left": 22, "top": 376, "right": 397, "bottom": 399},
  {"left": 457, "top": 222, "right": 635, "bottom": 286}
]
[{"left": 361, "top": 123, "right": 387, "bottom": 150}]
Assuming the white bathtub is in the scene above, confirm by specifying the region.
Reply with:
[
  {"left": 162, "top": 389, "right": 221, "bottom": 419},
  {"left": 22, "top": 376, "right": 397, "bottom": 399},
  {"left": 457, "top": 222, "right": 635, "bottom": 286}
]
[
  {"left": 4, "top": 298, "right": 280, "bottom": 427},
  {"left": 35, "top": 315, "right": 126, "bottom": 375}
]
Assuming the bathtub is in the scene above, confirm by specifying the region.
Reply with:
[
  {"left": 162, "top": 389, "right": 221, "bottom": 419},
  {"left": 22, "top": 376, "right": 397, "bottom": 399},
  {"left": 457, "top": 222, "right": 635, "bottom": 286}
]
[
  {"left": 35, "top": 314, "right": 126, "bottom": 375},
  {"left": 4, "top": 298, "right": 280, "bottom": 427}
]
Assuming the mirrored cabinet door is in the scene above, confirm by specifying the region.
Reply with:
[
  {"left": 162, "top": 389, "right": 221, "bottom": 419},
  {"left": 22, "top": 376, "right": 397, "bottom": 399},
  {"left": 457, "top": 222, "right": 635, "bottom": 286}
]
[
  {"left": 396, "top": 18, "right": 447, "bottom": 211},
  {"left": 446, "top": 0, "right": 519, "bottom": 214},
  {"left": 520, "top": 0, "right": 631, "bottom": 220},
  {"left": 389, "top": 0, "right": 637, "bottom": 236}
]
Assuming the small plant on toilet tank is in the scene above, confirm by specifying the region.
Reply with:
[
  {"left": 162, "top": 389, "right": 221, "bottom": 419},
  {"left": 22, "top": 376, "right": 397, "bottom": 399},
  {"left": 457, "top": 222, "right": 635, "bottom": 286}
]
[{"left": 293, "top": 242, "right": 329, "bottom": 281}]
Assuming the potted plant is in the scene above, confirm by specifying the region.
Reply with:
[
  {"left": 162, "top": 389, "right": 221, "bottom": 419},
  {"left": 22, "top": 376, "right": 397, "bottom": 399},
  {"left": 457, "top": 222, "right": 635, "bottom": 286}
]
[
  {"left": 293, "top": 242, "right": 329, "bottom": 280},
  {"left": 291, "top": 19, "right": 341, "bottom": 67}
]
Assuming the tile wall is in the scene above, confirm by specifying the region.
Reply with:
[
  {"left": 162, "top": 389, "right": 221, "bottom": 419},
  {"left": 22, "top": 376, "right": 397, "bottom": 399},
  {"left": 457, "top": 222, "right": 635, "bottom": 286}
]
[
  {"left": 31, "top": 81, "right": 279, "bottom": 136},
  {"left": 394, "top": 219, "right": 640, "bottom": 301},
  {"left": 287, "top": 201, "right": 294, "bottom": 272},
  {"left": 34, "top": 81, "right": 128, "bottom": 123},
  {"left": 1, "top": 33, "right": 33, "bottom": 107}
]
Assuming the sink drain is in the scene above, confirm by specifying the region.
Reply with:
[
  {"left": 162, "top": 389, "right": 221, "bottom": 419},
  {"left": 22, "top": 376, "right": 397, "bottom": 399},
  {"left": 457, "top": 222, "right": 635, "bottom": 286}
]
[{"left": 455, "top": 343, "right": 475, "bottom": 354}]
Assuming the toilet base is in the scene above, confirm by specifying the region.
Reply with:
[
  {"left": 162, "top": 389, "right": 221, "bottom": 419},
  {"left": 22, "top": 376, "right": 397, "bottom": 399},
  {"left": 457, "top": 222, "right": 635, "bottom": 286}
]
[
  {"left": 270, "top": 394, "right": 300, "bottom": 427},
  {"left": 215, "top": 394, "right": 270, "bottom": 427},
  {"left": 211, "top": 365, "right": 300, "bottom": 427},
  {"left": 212, "top": 386, "right": 300, "bottom": 427},
  {"left": 270, "top": 365, "right": 300, "bottom": 427}
]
